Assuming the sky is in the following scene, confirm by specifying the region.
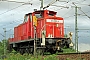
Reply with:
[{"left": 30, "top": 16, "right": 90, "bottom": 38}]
[{"left": 0, "top": 0, "right": 90, "bottom": 52}]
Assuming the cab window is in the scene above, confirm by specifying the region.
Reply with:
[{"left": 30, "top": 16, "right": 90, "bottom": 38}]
[
  {"left": 35, "top": 14, "right": 42, "bottom": 18},
  {"left": 24, "top": 15, "right": 29, "bottom": 22}
]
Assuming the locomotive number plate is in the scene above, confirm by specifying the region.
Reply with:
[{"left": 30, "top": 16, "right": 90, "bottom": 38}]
[{"left": 46, "top": 19, "right": 63, "bottom": 23}]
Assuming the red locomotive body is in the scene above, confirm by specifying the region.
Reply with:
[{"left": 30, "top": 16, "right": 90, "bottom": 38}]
[
  {"left": 9, "top": 10, "right": 71, "bottom": 54},
  {"left": 13, "top": 13, "right": 34, "bottom": 42},
  {"left": 36, "top": 10, "right": 64, "bottom": 39}
]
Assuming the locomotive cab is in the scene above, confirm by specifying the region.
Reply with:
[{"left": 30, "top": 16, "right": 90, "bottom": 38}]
[{"left": 33, "top": 10, "right": 64, "bottom": 38}]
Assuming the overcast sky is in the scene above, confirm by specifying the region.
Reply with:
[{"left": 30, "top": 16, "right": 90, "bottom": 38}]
[{"left": 0, "top": 0, "right": 90, "bottom": 51}]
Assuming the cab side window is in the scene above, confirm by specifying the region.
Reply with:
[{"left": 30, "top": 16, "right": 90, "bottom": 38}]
[{"left": 24, "top": 15, "right": 29, "bottom": 22}]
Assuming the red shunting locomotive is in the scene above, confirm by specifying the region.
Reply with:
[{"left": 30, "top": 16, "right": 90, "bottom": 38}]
[{"left": 9, "top": 10, "right": 72, "bottom": 54}]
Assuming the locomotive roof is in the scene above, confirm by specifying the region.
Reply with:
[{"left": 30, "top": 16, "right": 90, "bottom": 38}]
[{"left": 25, "top": 10, "right": 57, "bottom": 15}]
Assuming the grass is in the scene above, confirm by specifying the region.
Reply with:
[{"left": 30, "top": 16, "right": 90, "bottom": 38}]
[
  {"left": 0, "top": 48, "right": 78, "bottom": 60},
  {"left": 0, "top": 52, "right": 86, "bottom": 60},
  {"left": 0, "top": 53, "right": 59, "bottom": 60},
  {"left": 62, "top": 48, "right": 76, "bottom": 53}
]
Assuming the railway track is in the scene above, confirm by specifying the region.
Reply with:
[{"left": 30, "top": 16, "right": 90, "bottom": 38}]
[{"left": 57, "top": 52, "right": 90, "bottom": 60}]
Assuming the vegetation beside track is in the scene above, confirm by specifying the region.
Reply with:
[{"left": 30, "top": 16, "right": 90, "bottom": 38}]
[
  {"left": 0, "top": 53, "right": 58, "bottom": 60},
  {"left": 62, "top": 48, "right": 76, "bottom": 53},
  {"left": 0, "top": 48, "right": 76, "bottom": 60}
]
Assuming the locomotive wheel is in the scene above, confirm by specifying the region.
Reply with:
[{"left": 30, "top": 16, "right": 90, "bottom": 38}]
[
  {"left": 25, "top": 48, "right": 29, "bottom": 54},
  {"left": 50, "top": 49, "right": 56, "bottom": 54},
  {"left": 36, "top": 49, "right": 44, "bottom": 55},
  {"left": 30, "top": 48, "right": 34, "bottom": 54},
  {"left": 66, "top": 44, "right": 69, "bottom": 48},
  {"left": 50, "top": 50, "right": 56, "bottom": 54},
  {"left": 19, "top": 49, "right": 24, "bottom": 55}
]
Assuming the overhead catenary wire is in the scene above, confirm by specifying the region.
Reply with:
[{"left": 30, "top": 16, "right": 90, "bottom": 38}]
[
  {"left": 0, "top": 0, "right": 89, "bottom": 22},
  {"left": 75, "top": 3, "right": 90, "bottom": 6},
  {"left": 77, "top": 13, "right": 90, "bottom": 24},
  {"left": 0, "top": 0, "right": 41, "bottom": 20},
  {"left": 1, "top": 0, "right": 41, "bottom": 22},
  {"left": 0, "top": 0, "right": 89, "bottom": 28},
  {"left": 0, "top": 0, "right": 69, "bottom": 28},
  {"left": 72, "top": 2, "right": 90, "bottom": 19},
  {"left": 0, "top": 0, "right": 32, "bottom": 4},
  {"left": 72, "top": 3, "right": 90, "bottom": 25},
  {"left": 73, "top": 0, "right": 90, "bottom": 6},
  {"left": 53, "top": 0, "right": 74, "bottom": 11},
  {"left": 64, "top": 15, "right": 74, "bottom": 19},
  {"left": 43, "top": 0, "right": 72, "bottom": 10},
  {"left": 0, "top": 2, "right": 35, "bottom": 29},
  {"left": 1, "top": 0, "right": 88, "bottom": 27},
  {"left": 63, "top": 15, "right": 88, "bottom": 26},
  {"left": 51, "top": 5, "right": 69, "bottom": 8},
  {"left": 61, "top": 8, "right": 73, "bottom": 17},
  {"left": 2, "top": 4, "right": 34, "bottom": 27},
  {"left": 74, "top": 10, "right": 90, "bottom": 17},
  {"left": 48, "top": 1, "right": 71, "bottom": 11},
  {"left": 0, "top": 0, "right": 33, "bottom": 24},
  {"left": 78, "top": 8, "right": 90, "bottom": 19},
  {"left": 0, "top": 3, "right": 33, "bottom": 21},
  {"left": 0, "top": 17, "right": 23, "bottom": 28},
  {"left": 0, "top": 1, "right": 32, "bottom": 16},
  {"left": 0, "top": 4, "right": 24, "bottom": 16},
  {"left": 43, "top": 0, "right": 57, "bottom": 9}
]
